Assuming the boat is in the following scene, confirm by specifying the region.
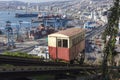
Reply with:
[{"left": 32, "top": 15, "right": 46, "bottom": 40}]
[
  {"left": 31, "top": 18, "right": 43, "bottom": 23},
  {"left": 15, "top": 13, "right": 38, "bottom": 17},
  {"left": 15, "top": 2, "right": 39, "bottom": 18},
  {"left": 31, "top": 14, "right": 62, "bottom": 23}
]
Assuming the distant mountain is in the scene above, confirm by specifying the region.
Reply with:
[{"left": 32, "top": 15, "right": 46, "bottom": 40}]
[
  {"left": 91, "top": 0, "right": 112, "bottom": 1},
  {"left": 0, "top": 1, "right": 26, "bottom": 6}
]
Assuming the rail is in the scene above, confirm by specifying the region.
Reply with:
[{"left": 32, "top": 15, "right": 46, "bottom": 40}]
[
  {"left": 0, "top": 54, "right": 92, "bottom": 66},
  {"left": 85, "top": 24, "right": 107, "bottom": 39},
  {"left": 0, "top": 66, "right": 100, "bottom": 72},
  {"left": 0, "top": 65, "right": 119, "bottom": 78},
  {"left": 0, "top": 65, "right": 100, "bottom": 78}
]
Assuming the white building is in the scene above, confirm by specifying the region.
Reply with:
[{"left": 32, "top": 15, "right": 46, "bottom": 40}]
[
  {"left": 84, "top": 21, "right": 98, "bottom": 29},
  {"left": 101, "top": 16, "right": 108, "bottom": 23},
  {"left": 17, "top": 6, "right": 26, "bottom": 10},
  {"left": 28, "top": 46, "right": 49, "bottom": 59},
  {"left": 90, "top": 11, "right": 100, "bottom": 21}
]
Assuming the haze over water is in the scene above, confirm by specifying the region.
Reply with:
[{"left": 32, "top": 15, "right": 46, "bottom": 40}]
[{"left": 0, "top": 10, "right": 39, "bottom": 28}]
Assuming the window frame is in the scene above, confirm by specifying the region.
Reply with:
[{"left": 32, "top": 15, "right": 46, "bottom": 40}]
[{"left": 57, "top": 38, "right": 68, "bottom": 48}]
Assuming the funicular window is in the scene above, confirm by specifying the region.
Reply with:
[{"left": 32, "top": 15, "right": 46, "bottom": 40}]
[
  {"left": 57, "top": 39, "right": 68, "bottom": 48},
  {"left": 72, "top": 38, "right": 75, "bottom": 45},
  {"left": 77, "top": 36, "right": 79, "bottom": 43},
  {"left": 79, "top": 34, "right": 82, "bottom": 42},
  {"left": 83, "top": 33, "right": 85, "bottom": 39},
  {"left": 58, "top": 39, "right": 62, "bottom": 47},
  {"left": 79, "top": 35, "right": 82, "bottom": 42},
  {"left": 80, "top": 32, "right": 85, "bottom": 41},
  {"left": 81, "top": 33, "right": 85, "bottom": 40},
  {"left": 63, "top": 39, "right": 68, "bottom": 48},
  {"left": 72, "top": 32, "right": 85, "bottom": 46}
]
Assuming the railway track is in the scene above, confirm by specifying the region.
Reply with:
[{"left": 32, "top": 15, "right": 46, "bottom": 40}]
[
  {"left": 0, "top": 54, "right": 95, "bottom": 67},
  {"left": 0, "top": 65, "right": 101, "bottom": 79},
  {"left": 0, "top": 54, "right": 62, "bottom": 66},
  {"left": 0, "top": 65, "right": 119, "bottom": 78},
  {"left": 85, "top": 24, "right": 107, "bottom": 39},
  {"left": 0, "top": 65, "right": 100, "bottom": 72}
]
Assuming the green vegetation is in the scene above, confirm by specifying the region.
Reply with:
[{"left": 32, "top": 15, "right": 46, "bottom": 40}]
[
  {"left": 102, "top": 0, "right": 120, "bottom": 79},
  {"left": 0, "top": 64, "right": 14, "bottom": 68},
  {"left": 3, "top": 51, "right": 40, "bottom": 58},
  {"left": 33, "top": 75, "right": 55, "bottom": 80}
]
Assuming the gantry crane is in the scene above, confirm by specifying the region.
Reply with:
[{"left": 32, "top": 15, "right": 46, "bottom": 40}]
[{"left": 5, "top": 21, "right": 15, "bottom": 49}]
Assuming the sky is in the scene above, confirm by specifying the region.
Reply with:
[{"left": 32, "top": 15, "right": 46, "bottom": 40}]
[{"left": 0, "top": 0, "right": 67, "bottom": 2}]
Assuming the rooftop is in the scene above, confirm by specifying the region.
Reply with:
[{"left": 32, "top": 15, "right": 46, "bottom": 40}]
[{"left": 49, "top": 28, "right": 85, "bottom": 37}]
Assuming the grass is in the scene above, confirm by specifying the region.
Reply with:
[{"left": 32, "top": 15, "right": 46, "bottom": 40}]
[
  {"left": 3, "top": 51, "right": 41, "bottom": 59},
  {"left": 33, "top": 75, "right": 55, "bottom": 80}
]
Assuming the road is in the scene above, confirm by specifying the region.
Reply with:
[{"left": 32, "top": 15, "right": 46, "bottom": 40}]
[
  {"left": 12, "top": 38, "right": 47, "bottom": 53},
  {"left": 0, "top": 38, "right": 47, "bottom": 54}
]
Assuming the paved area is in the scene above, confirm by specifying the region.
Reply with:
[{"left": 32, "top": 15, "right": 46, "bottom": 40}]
[
  {"left": 0, "top": 37, "right": 47, "bottom": 54},
  {"left": 85, "top": 35, "right": 104, "bottom": 65}
]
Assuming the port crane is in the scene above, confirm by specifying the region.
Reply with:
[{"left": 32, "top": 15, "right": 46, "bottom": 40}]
[
  {"left": 5, "top": 21, "right": 32, "bottom": 49},
  {"left": 5, "top": 21, "right": 15, "bottom": 49}
]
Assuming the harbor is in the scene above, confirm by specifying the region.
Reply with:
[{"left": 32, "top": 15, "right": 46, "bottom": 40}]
[
  {"left": 0, "top": 0, "right": 112, "bottom": 61},
  {"left": 0, "top": 0, "right": 120, "bottom": 80},
  {"left": 0, "top": 9, "right": 75, "bottom": 54}
]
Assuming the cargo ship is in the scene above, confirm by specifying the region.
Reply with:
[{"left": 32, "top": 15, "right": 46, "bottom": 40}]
[
  {"left": 31, "top": 14, "right": 62, "bottom": 23},
  {"left": 15, "top": 13, "right": 38, "bottom": 17}
]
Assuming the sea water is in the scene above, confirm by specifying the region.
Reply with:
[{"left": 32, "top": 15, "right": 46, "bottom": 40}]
[{"left": 0, "top": 10, "right": 39, "bottom": 29}]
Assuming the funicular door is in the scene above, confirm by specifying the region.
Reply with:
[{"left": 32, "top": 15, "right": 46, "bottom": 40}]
[{"left": 56, "top": 38, "right": 68, "bottom": 61}]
